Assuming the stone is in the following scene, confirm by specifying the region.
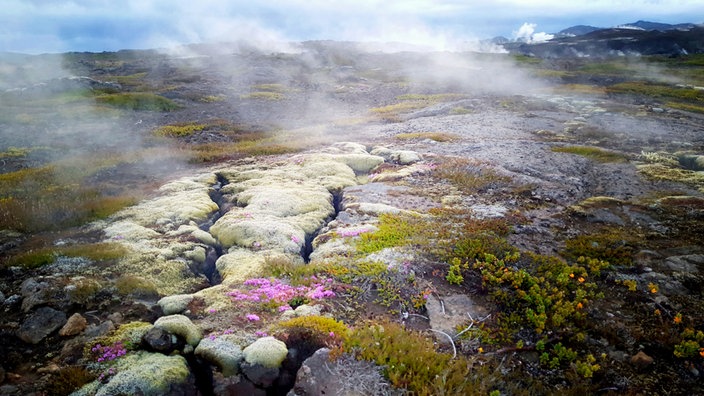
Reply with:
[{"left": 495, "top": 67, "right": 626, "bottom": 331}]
[
  {"left": 17, "top": 307, "right": 67, "bottom": 344},
  {"left": 195, "top": 335, "right": 243, "bottom": 377},
  {"left": 153, "top": 314, "right": 202, "bottom": 347},
  {"left": 664, "top": 255, "right": 703, "bottom": 274},
  {"left": 243, "top": 336, "right": 288, "bottom": 368},
  {"left": 394, "top": 150, "right": 422, "bottom": 165},
  {"left": 59, "top": 313, "right": 88, "bottom": 336},
  {"left": 143, "top": 327, "right": 177, "bottom": 353},
  {"left": 289, "top": 349, "right": 390, "bottom": 396},
  {"left": 630, "top": 351, "right": 654, "bottom": 370},
  {"left": 0, "top": 291, "right": 4, "bottom": 305},
  {"left": 158, "top": 294, "right": 194, "bottom": 315}
]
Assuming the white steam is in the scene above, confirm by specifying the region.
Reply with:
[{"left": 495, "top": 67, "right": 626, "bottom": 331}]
[{"left": 513, "top": 23, "right": 555, "bottom": 43}]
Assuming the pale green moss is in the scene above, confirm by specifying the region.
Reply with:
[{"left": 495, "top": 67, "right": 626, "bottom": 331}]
[
  {"left": 94, "top": 352, "right": 192, "bottom": 396},
  {"left": 243, "top": 336, "right": 288, "bottom": 368},
  {"left": 153, "top": 314, "right": 202, "bottom": 347},
  {"left": 194, "top": 335, "right": 243, "bottom": 377}
]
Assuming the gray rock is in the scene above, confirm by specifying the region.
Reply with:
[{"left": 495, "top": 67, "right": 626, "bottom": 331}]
[
  {"left": 289, "top": 349, "right": 392, "bottom": 396},
  {"left": 84, "top": 320, "right": 115, "bottom": 338},
  {"left": 17, "top": 307, "right": 67, "bottom": 344},
  {"left": 0, "top": 291, "right": 4, "bottom": 305},
  {"left": 664, "top": 255, "right": 703, "bottom": 274}
]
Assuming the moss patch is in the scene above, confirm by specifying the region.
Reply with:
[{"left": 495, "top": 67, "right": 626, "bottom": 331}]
[{"left": 552, "top": 146, "right": 628, "bottom": 163}]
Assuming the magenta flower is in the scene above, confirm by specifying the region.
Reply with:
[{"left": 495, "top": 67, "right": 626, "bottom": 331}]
[
  {"left": 291, "top": 235, "right": 301, "bottom": 244},
  {"left": 246, "top": 314, "right": 260, "bottom": 322}
]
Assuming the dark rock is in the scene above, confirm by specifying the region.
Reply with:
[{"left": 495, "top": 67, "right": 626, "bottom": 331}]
[
  {"left": 0, "top": 291, "right": 4, "bottom": 305},
  {"left": 212, "top": 372, "right": 267, "bottom": 396},
  {"left": 17, "top": 307, "right": 67, "bottom": 344},
  {"left": 143, "top": 326, "right": 176, "bottom": 353},
  {"left": 0, "top": 365, "right": 4, "bottom": 384},
  {"left": 240, "top": 361, "right": 280, "bottom": 388},
  {"left": 630, "top": 351, "right": 654, "bottom": 370}
]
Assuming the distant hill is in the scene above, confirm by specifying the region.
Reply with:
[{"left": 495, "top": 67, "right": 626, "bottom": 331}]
[
  {"left": 504, "top": 22, "right": 704, "bottom": 58},
  {"left": 556, "top": 20, "right": 700, "bottom": 38},
  {"left": 556, "top": 25, "right": 601, "bottom": 37},
  {"left": 617, "top": 20, "right": 698, "bottom": 31}
]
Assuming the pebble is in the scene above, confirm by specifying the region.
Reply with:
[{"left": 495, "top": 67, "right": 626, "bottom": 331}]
[{"left": 630, "top": 351, "right": 654, "bottom": 370}]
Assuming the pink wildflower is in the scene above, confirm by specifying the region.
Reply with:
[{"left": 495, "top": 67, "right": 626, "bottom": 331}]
[
  {"left": 278, "top": 305, "right": 292, "bottom": 312},
  {"left": 255, "top": 331, "right": 268, "bottom": 337},
  {"left": 246, "top": 314, "right": 260, "bottom": 322},
  {"left": 291, "top": 235, "right": 301, "bottom": 244}
]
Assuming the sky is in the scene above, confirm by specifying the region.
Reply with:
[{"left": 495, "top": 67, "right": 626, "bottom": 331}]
[{"left": 1, "top": 0, "right": 703, "bottom": 54}]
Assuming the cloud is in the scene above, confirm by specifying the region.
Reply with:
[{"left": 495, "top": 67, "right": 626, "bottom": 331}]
[{"left": 1, "top": 0, "right": 702, "bottom": 53}]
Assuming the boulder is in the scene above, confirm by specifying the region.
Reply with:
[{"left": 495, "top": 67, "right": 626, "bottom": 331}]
[
  {"left": 153, "top": 314, "right": 202, "bottom": 347},
  {"left": 158, "top": 294, "right": 194, "bottom": 315},
  {"left": 243, "top": 336, "right": 288, "bottom": 368},
  {"left": 289, "top": 349, "right": 390, "bottom": 396},
  {"left": 59, "top": 313, "right": 88, "bottom": 336},
  {"left": 195, "top": 335, "right": 244, "bottom": 377},
  {"left": 17, "top": 307, "right": 67, "bottom": 344}
]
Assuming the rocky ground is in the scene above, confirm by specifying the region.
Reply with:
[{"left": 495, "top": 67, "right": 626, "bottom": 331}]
[{"left": 1, "top": 43, "right": 703, "bottom": 395}]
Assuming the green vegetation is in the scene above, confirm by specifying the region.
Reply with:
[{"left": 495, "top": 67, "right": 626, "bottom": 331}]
[
  {"left": 607, "top": 81, "right": 704, "bottom": 102},
  {"left": 552, "top": 145, "right": 629, "bottom": 163},
  {"left": 115, "top": 275, "right": 159, "bottom": 298},
  {"left": 0, "top": 161, "right": 140, "bottom": 233},
  {"left": 563, "top": 231, "right": 637, "bottom": 266},
  {"left": 371, "top": 93, "right": 467, "bottom": 122},
  {"left": 3, "top": 242, "right": 127, "bottom": 269},
  {"left": 46, "top": 366, "right": 95, "bottom": 396},
  {"left": 240, "top": 92, "right": 285, "bottom": 101},
  {"left": 434, "top": 157, "right": 511, "bottom": 193},
  {"left": 95, "top": 92, "right": 180, "bottom": 111},
  {"left": 394, "top": 132, "right": 459, "bottom": 142},
  {"left": 153, "top": 122, "right": 207, "bottom": 137},
  {"left": 344, "top": 321, "right": 474, "bottom": 395},
  {"left": 356, "top": 213, "right": 420, "bottom": 254}
]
